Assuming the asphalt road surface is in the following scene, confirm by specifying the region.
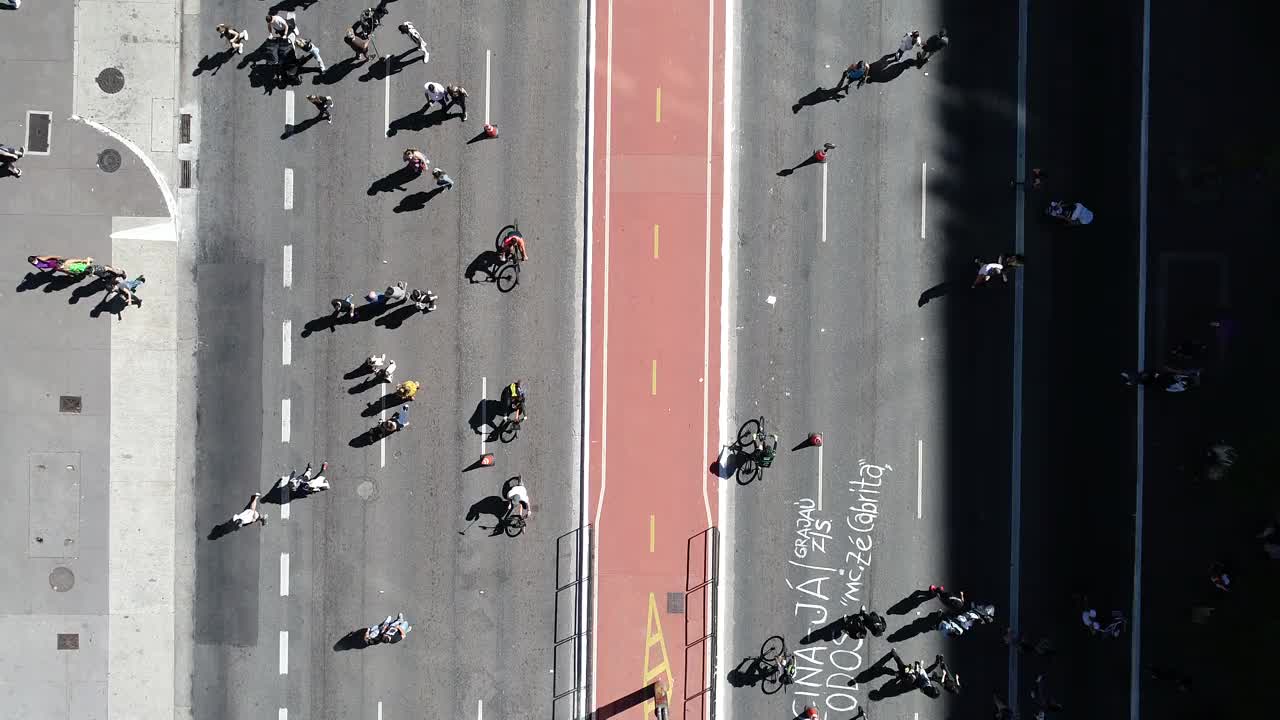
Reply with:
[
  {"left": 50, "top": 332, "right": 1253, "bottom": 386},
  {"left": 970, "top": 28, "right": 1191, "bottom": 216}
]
[{"left": 187, "top": 1, "right": 586, "bottom": 718}]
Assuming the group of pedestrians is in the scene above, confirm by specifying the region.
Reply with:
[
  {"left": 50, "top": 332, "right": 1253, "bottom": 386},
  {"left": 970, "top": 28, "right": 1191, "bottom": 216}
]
[
  {"left": 24, "top": 254, "right": 146, "bottom": 310},
  {"left": 830, "top": 28, "right": 949, "bottom": 95}
]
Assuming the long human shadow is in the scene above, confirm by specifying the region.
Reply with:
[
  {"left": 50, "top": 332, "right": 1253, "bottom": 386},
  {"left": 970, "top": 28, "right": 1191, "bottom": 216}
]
[
  {"left": 888, "top": 588, "right": 936, "bottom": 615},
  {"left": 464, "top": 495, "right": 509, "bottom": 534},
  {"left": 852, "top": 651, "right": 900, "bottom": 685},
  {"left": 467, "top": 399, "right": 510, "bottom": 436},
  {"left": 68, "top": 276, "right": 113, "bottom": 305},
  {"left": 917, "top": 281, "right": 956, "bottom": 307},
  {"left": 593, "top": 684, "right": 656, "bottom": 720},
  {"left": 867, "top": 55, "right": 916, "bottom": 84},
  {"left": 885, "top": 611, "right": 942, "bottom": 642},
  {"left": 17, "top": 271, "right": 79, "bottom": 293},
  {"left": 374, "top": 304, "right": 421, "bottom": 329},
  {"left": 89, "top": 293, "right": 139, "bottom": 320},
  {"left": 193, "top": 48, "right": 237, "bottom": 77},
  {"left": 207, "top": 520, "right": 238, "bottom": 541},
  {"left": 386, "top": 106, "right": 454, "bottom": 136},
  {"left": 792, "top": 85, "right": 847, "bottom": 114},
  {"left": 777, "top": 152, "right": 825, "bottom": 177},
  {"left": 361, "top": 390, "right": 403, "bottom": 417},
  {"left": 332, "top": 629, "right": 367, "bottom": 651},
  {"left": 800, "top": 616, "right": 849, "bottom": 644},
  {"left": 314, "top": 57, "right": 362, "bottom": 86},
  {"left": 282, "top": 114, "right": 325, "bottom": 139},
  {"left": 358, "top": 49, "right": 421, "bottom": 81},
  {"left": 301, "top": 301, "right": 397, "bottom": 337},
  {"left": 270, "top": 0, "right": 320, "bottom": 12},
  {"left": 368, "top": 165, "right": 420, "bottom": 195},
  {"left": 726, "top": 656, "right": 772, "bottom": 688},
  {"left": 392, "top": 187, "right": 445, "bottom": 213}
]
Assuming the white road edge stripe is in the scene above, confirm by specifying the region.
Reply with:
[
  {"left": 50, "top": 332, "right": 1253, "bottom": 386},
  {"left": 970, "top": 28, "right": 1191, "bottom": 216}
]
[
  {"left": 283, "top": 244, "right": 293, "bottom": 288},
  {"left": 278, "top": 631, "right": 288, "bottom": 674},
  {"left": 281, "top": 398, "right": 291, "bottom": 443},
  {"left": 282, "top": 321, "right": 292, "bottom": 366},
  {"left": 283, "top": 168, "right": 294, "bottom": 210},
  {"left": 280, "top": 553, "right": 290, "bottom": 596}
]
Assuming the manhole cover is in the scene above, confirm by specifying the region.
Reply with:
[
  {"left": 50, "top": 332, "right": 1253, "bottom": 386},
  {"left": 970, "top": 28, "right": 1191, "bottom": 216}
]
[
  {"left": 96, "top": 67, "right": 125, "bottom": 94},
  {"left": 97, "top": 149, "right": 122, "bottom": 173},
  {"left": 57, "top": 633, "right": 79, "bottom": 650},
  {"left": 60, "top": 395, "right": 82, "bottom": 414},
  {"left": 667, "top": 591, "right": 684, "bottom": 614},
  {"left": 50, "top": 567, "right": 75, "bottom": 592},
  {"left": 356, "top": 480, "right": 376, "bottom": 501}
]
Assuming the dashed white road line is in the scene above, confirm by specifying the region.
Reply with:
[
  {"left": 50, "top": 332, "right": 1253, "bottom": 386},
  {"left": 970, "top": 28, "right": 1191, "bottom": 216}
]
[
  {"left": 478, "top": 699, "right": 483, "bottom": 720},
  {"left": 816, "top": 443, "right": 824, "bottom": 511},
  {"left": 280, "top": 553, "right": 290, "bottom": 596},
  {"left": 283, "top": 244, "right": 293, "bottom": 288},
  {"left": 280, "top": 482, "right": 291, "bottom": 519},
  {"left": 284, "top": 89, "right": 295, "bottom": 126},
  {"left": 920, "top": 162, "right": 927, "bottom": 239},
  {"left": 377, "top": 701, "right": 383, "bottom": 720},
  {"left": 820, "top": 162, "right": 828, "bottom": 243},
  {"left": 283, "top": 168, "right": 294, "bottom": 210},
  {"left": 379, "top": 404, "right": 387, "bottom": 468},
  {"left": 480, "top": 376, "right": 488, "bottom": 455},
  {"left": 282, "top": 321, "right": 292, "bottom": 366},
  {"left": 484, "top": 49, "right": 492, "bottom": 125},
  {"left": 281, "top": 398, "right": 291, "bottom": 443},
  {"left": 278, "top": 631, "right": 288, "bottom": 674},
  {"left": 279, "top": 709, "right": 287, "bottom": 720},
  {"left": 383, "top": 57, "right": 391, "bottom": 135},
  {"left": 916, "top": 439, "right": 924, "bottom": 519}
]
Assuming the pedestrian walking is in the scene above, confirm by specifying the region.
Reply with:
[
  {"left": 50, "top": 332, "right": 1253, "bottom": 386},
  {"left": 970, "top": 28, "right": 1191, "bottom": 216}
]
[
  {"left": 918, "top": 27, "right": 949, "bottom": 62},
  {"left": 927, "top": 655, "right": 961, "bottom": 694},
  {"left": 888, "top": 650, "right": 933, "bottom": 693},
  {"left": 813, "top": 142, "right": 837, "bottom": 162},
  {"left": 306, "top": 94, "right": 334, "bottom": 123},
  {"left": 1030, "top": 673, "right": 1064, "bottom": 718},
  {"left": 231, "top": 493, "right": 268, "bottom": 528},
  {"left": 215, "top": 23, "right": 248, "bottom": 54},
  {"left": 266, "top": 13, "right": 289, "bottom": 40},
  {"left": 445, "top": 84, "right": 469, "bottom": 120},
  {"left": 896, "top": 30, "right": 922, "bottom": 61},
  {"left": 928, "top": 584, "right": 967, "bottom": 610},
  {"left": 293, "top": 37, "right": 327, "bottom": 73},
  {"left": 834, "top": 60, "right": 870, "bottom": 91},
  {"left": 653, "top": 680, "right": 670, "bottom": 720},
  {"left": 332, "top": 293, "right": 356, "bottom": 319},
  {"left": 56, "top": 257, "right": 95, "bottom": 277},
  {"left": 0, "top": 143, "right": 23, "bottom": 178},
  {"left": 284, "top": 461, "right": 330, "bottom": 493},
  {"left": 398, "top": 21, "right": 429, "bottom": 62},
  {"left": 432, "top": 168, "right": 454, "bottom": 190},
  {"left": 344, "top": 27, "right": 376, "bottom": 62},
  {"left": 28, "top": 255, "right": 64, "bottom": 271},
  {"left": 973, "top": 258, "right": 1008, "bottom": 287},
  {"left": 107, "top": 274, "right": 146, "bottom": 306},
  {"left": 403, "top": 147, "right": 428, "bottom": 173},
  {"left": 422, "top": 81, "right": 447, "bottom": 112},
  {"left": 1208, "top": 561, "right": 1231, "bottom": 592},
  {"left": 409, "top": 288, "right": 438, "bottom": 312}
]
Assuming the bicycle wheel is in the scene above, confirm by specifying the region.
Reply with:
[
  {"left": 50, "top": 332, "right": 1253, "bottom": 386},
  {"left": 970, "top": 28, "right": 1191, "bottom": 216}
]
[
  {"left": 496, "top": 261, "right": 520, "bottom": 293},
  {"left": 495, "top": 224, "right": 519, "bottom": 252},
  {"left": 760, "top": 635, "right": 785, "bottom": 662}
]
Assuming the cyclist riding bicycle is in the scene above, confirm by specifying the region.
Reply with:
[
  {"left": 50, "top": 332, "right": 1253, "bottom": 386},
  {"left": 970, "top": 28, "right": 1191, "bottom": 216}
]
[
  {"left": 749, "top": 430, "right": 779, "bottom": 467},
  {"left": 498, "top": 232, "right": 529, "bottom": 262},
  {"left": 505, "top": 479, "right": 531, "bottom": 523},
  {"left": 774, "top": 650, "right": 797, "bottom": 682},
  {"left": 501, "top": 380, "right": 527, "bottom": 422}
]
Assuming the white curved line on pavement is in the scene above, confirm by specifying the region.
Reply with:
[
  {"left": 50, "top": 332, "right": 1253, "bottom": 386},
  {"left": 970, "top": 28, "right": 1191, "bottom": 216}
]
[{"left": 69, "top": 114, "right": 178, "bottom": 222}]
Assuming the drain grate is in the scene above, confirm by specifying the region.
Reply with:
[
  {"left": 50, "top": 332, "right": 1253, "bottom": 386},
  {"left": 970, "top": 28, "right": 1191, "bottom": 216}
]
[
  {"left": 667, "top": 591, "right": 684, "bottom": 614},
  {"left": 26, "top": 111, "right": 52, "bottom": 154},
  {"left": 179, "top": 159, "right": 191, "bottom": 188},
  {"left": 96, "top": 67, "right": 125, "bottom": 94},
  {"left": 57, "top": 633, "right": 80, "bottom": 650},
  {"left": 97, "top": 149, "right": 121, "bottom": 173},
  {"left": 59, "top": 395, "right": 82, "bottom": 413},
  {"left": 179, "top": 113, "right": 192, "bottom": 144}
]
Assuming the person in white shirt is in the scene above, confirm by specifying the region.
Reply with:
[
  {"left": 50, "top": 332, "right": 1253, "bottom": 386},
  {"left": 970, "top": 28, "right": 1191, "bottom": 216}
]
[
  {"left": 896, "top": 30, "right": 921, "bottom": 61},
  {"left": 281, "top": 462, "right": 329, "bottom": 494},
  {"left": 398, "top": 21, "right": 429, "bottom": 62},
  {"left": 266, "top": 14, "right": 289, "bottom": 39},
  {"left": 422, "top": 82, "right": 448, "bottom": 113},
  {"left": 231, "top": 493, "right": 267, "bottom": 528},
  {"left": 505, "top": 481, "right": 530, "bottom": 521}
]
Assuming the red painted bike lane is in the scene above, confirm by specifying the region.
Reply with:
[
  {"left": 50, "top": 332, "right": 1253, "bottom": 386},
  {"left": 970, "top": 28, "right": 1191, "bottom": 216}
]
[{"left": 587, "top": 0, "right": 725, "bottom": 718}]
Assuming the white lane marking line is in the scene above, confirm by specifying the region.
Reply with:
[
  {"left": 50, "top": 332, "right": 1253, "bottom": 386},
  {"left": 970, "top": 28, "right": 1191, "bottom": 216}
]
[
  {"left": 383, "top": 57, "right": 391, "bottom": 135},
  {"left": 481, "top": 377, "right": 488, "bottom": 455},
  {"left": 920, "top": 162, "right": 927, "bottom": 239},
  {"left": 283, "top": 168, "right": 294, "bottom": 210},
  {"left": 917, "top": 439, "right": 923, "bottom": 519},
  {"left": 378, "top": 701, "right": 383, "bottom": 720},
  {"left": 278, "top": 631, "right": 288, "bottom": 674},
  {"left": 478, "top": 699, "right": 483, "bottom": 720},
  {"left": 816, "top": 444, "right": 823, "bottom": 511},
  {"left": 283, "top": 245, "right": 293, "bottom": 288},
  {"left": 280, "top": 553, "right": 290, "bottom": 596},
  {"left": 279, "top": 709, "right": 287, "bottom": 720},
  {"left": 1132, "top": 0, "right": 1152, "bottom": 717},
  {"left": 484, "top": 49, "right": 492, "bottom": 125},
  {"left": 281, "top": 398, "right": 291, "bottom": 442},
  {"left": 282, "top": 321, "right": 292, "bottom": 366},
  {"left": 285, "top": 89, "right": 295, "bottom": 126},
  {"left": 820, "top": 162, "right": 828, "bottom": 243},
  {"left": 1010, "top": 0, "right": 1030, "bottom": 711},
  {"left": 593, "top": 0, "right": 615, "bottom": 535},
  {"left": 281, "top": 482, "right": 291, "bottom": 519},
  {"left": 379, "top": 403, "right": 387, "bottom": 468}
]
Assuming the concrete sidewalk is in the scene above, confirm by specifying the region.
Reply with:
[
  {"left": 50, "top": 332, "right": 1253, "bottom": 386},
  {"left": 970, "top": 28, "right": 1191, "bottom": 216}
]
[{"left": 0, "top": 1, "right": 185, "bottom": 718}]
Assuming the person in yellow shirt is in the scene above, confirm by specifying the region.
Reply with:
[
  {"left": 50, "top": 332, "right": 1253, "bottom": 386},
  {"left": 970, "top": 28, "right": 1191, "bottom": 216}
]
[{"left": 396, "top": 380, "right": 420, "bottom": 400}]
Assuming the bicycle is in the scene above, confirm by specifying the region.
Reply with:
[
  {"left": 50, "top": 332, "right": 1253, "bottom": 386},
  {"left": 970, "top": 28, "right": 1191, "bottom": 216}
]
[
  {"left": 494, "top": 223, "right": 525, "bottom": 292},
  {"left": 759, "top": 635, "right": 795, "bottom": 689},
  {"left": 501, "top": 476, "right": 529, "bottom": 535}
]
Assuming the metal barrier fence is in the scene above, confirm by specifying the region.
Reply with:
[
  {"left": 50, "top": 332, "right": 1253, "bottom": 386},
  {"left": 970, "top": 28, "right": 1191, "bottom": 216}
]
[
  {"left": 554, "top": 525, "right": 594, "bottom": 720},
  {"left": 684, "top": 527, "right": 719, "bottom": 720}
]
